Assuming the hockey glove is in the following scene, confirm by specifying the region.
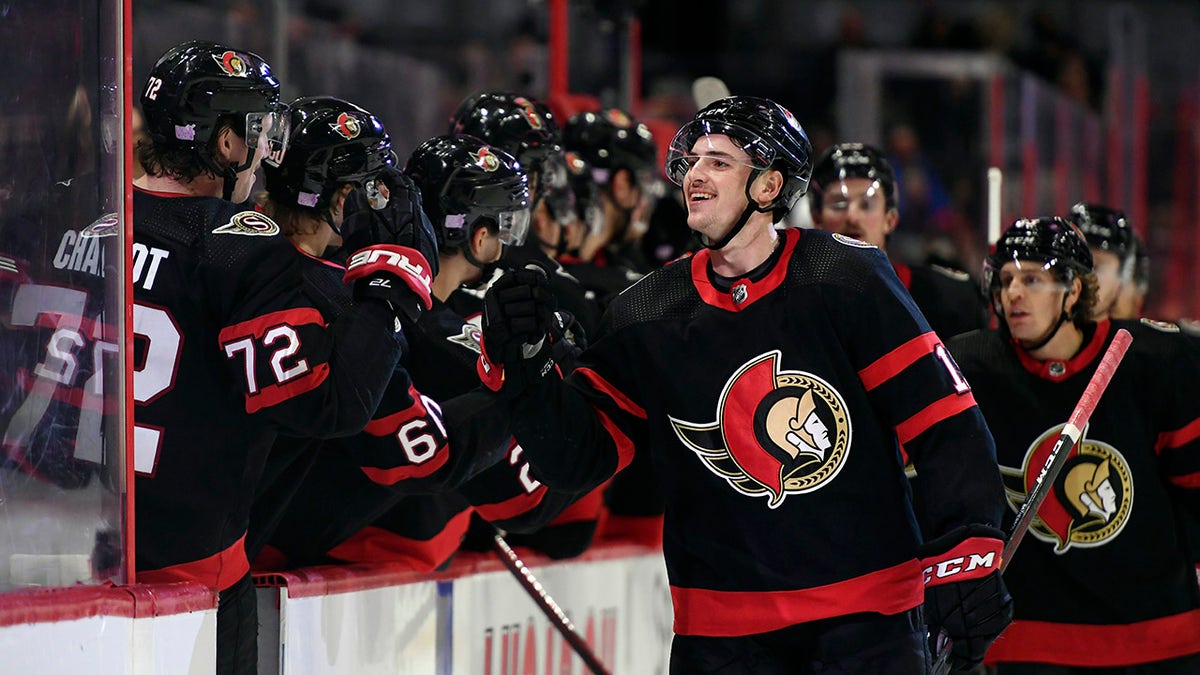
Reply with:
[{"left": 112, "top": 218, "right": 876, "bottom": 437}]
[
  {"left": 920, "top": 524, "right": 1013, "bottom": 671},
  {"left": 341, "top": 166, "right": 440, "bottom": 276},
  {"left": 478, "top": 264, "right": 571, "bottom": 396},
  {"left": 344, "top": 244, "right": 433, "bottom": 325}
]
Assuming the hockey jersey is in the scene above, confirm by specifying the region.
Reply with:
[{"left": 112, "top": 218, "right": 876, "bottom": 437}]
[
  {"left": 507, "top": 227, "right": 1004, "bottom": 636},
  {"left": 893, "top": 261, "right": 988, "bottom": 342},
  {"left": 132, "top": 188, "right": 405, "bottom": 589},
  {"left": 950, "top": 319, "right": 1200, "bottom": 666}
]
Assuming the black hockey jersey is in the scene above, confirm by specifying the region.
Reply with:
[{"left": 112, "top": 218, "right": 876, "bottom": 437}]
[
  {"left": 507, "top": 227, "right": 1004, "bottom": 636},
  {"left": 132, "top": 188, "right": 405, "bottom": 589},
  {"left": 893, "top": 261, "right": 987, "bottom": 341},
  {"left": 950, "top": 320, "right": 1200, "bottom": 666}
]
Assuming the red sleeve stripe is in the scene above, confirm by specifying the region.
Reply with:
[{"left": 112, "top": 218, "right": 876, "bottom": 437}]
[
  {"left": 473, "top": 487, "right": 549, "bottom": 522},
  {"left": 1155, "top": 418, "right": 1200, "bottom": 454},
  {"left": 137, "top": 534, "right": 249, "bottom": 592},
  {"left": 219, "top": 307, "right": 326, "bottom": 342},
  {"left": 244, "top": 364, "right": 330, "bottom": 413},
  {"left": 595, "top": 407, "right": 636, "bottom": 474},
  {"left": 576, "top": 367, "right": 647, "bottom": 419},
  {"left": 1168, "top": 473, "right": 1200, "bottom": 489},
  {"left": 360, "top": 445, "right": 449, "bottom": 485},
  {"left": 895, "top": 392, "right": 978, "bottom": 444},
  {"left": 858, "top": 332, "right": 941, "bottom": 391}
]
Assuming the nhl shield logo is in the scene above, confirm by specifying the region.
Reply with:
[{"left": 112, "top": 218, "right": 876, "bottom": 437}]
[
  {"left": 670, "top": 350, "right": 852, "bottom": 508},
  {"left": 1002, "top": 425, "right": 1133, "bottom": 553}
]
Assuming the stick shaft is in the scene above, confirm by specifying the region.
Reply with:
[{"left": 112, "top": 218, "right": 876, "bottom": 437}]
[
  {"left": 1002, "top": 328, "right": 1132, "bottom": 567},
  {"left": 492, "top": 533, "right": 611, "bottom": 675}
]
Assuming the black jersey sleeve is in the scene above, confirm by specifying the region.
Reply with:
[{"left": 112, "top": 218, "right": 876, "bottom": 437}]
[
  {"left": 830, "top": 246, "right": 1005, "bottom": 539},
  {"left": 204, "top": 209, "right": 405, "bottom": 438}
]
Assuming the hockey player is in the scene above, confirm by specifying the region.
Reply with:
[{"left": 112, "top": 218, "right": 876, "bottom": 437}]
[
  {"left": 479, "top": 96, "right": 1012, "bottom": 672},
  {"left": 560, "top": 108, "right": 658, "bottom": 290},
  {"left": 133, "top": 44, "right": 433, "bottom": 674},
  {"left": 809, "top": 142, "right": 987, "bottom": 341},
  {"left": 261, "top": 134, "right": 589, "bottom": 570},
  {"left": 948, "top": 217, "right": 1200, "bottom": 671},
  {"left": 448, "top": 92, "right": 602, "bottom": 339},
  {"left": 1067, "top": 202, "right": 1139, "bottom": 321}
]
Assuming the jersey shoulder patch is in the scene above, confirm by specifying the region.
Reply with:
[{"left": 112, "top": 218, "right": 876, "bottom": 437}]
[
  {"left": 831, "top": 232, "right": 876, "bottom": 249},
  {"left": 1139, "top": 317, "right": 1180, "bottom": 332},
  {"left": 212, "top": 210, "right": 280, "bottom": 237},
  {"left": 928, "top": 264, "right": 972, "bottom": 283}
]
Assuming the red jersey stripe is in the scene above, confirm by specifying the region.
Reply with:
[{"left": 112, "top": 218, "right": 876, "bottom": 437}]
[
  {"left": 138, "top": 534, "right": 249, "bottom": 591},
  {"left": 243, "top": 364, "right": 329, "bottom": 413},
  {"left": 858, "top": 332, "right": 941, "bottom": 391},
  {"left": 1156, "top": 417, "right": 1200, "bottom": 454},
  {"left": 1168, "top": 472, "right": 1200, "bottom": 489},
  {"left": 670, "top": 558, "right": 924, "bottom": 636},
  {"left": 576, "top": 367, "right": 647, "bottom": 419},
  {"left": 895, "top": 392, "right": 978, "bottom": 444},
  {"left": 360, "top": 445, "right": 449, "bottom": 485},
  {"left": 595, "top": 407, "right": 636, "bottom": 474},
  {"left": 985, "top": 609, "right": 1200, "bottom": 666},
  {"left": 474, "top": 487, "right": 549, "bottom": 522}
]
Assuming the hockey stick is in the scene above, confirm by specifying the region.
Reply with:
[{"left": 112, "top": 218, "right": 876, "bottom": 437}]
[
  {"left": 491, "top": 531, "right": 612, "bottom": 675},
  {"left": 931, "top": 327, "right": 1133, "bottom": 674}
]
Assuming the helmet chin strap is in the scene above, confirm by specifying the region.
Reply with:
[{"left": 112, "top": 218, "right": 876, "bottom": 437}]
[
  {"left": 1016, "top": 292, "right": 1071, "bottom": 352},
  {"left": 703, "top": 169, "right": 773, "bottom": 250}
]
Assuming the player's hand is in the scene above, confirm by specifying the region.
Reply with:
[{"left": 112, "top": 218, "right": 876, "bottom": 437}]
[
  {"left": 920, "top": 525, "right": 1012, "bottom": 671},
  {"left": 342, "top": 165, "right": 440, "bottom": 276},
  {"left": 479, "top": 264, "right": 562, "bottom": 394},
  {"left": 344, "top": 244, "right": 434, "bottom": 324}
]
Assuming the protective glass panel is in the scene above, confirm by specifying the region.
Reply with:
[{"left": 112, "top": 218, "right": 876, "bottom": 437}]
[{"left": 0, "top": 0, "right": 127, "bottom": 590}]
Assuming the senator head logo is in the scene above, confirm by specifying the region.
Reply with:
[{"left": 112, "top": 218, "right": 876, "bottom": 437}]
[
  {"left": 513, "top": 96, "right": 545, "bottom": 130},
  {"left": 330, "top": 112, "right": 362, "bottom": 140},
  {"left": 475, "top": 147, "right": 501, "bottom": 172},
  {"left": 1002, "top": 425, "right": 1133, "bottom": 553},
  {"left": 212, "top": 51, "right": 250, "bottom": 78},
  {"left": 670, "top": 350, "right": 851, "bottom": 508}
]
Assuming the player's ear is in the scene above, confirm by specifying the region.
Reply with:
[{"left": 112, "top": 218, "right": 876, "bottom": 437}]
[
  {"left": 885, "top": 206, "right": 900, "bottom": 234},
  {"left": 753, "top": 169, "right": 783, "bottom": 206}
]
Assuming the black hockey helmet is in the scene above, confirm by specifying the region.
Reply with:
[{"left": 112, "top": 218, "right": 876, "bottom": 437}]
[
  {"left": 450, "top": 92, "right": 562, "bottom": 186},
  {"left": 562, "top": 108, "right": 658, "bottom": 187},
  {"left": 809, "top": 142, "right": 896, "bottom": 211},
  {"left": 262, "top": 96, "right": 395, "bottom": 212},
  {"left": 1068, "top": 203, "right": 1135, "bottom": 261},
  {"left": 984, "top": 216, "right": 1093, "bottom": 297},
  {"left": 562, "top": 150, "right": 604, "bottom": 235},
  {"left": 403, "top": 134, "right": 531, "bottom": 252},
  {"left": 141, "top": 40, "right": 288, "bottom": 154},
  {"left": 665, "top": 96, "right": 812, "bottom": 208}
]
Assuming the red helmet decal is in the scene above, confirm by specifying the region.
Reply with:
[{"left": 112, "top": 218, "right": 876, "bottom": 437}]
[
  {"left": 213, "top": 51, "right": 250, "bottom": 77},
  {"left": 605, "top": 109, "right": 632, "bottom": 128},
  {"left": 475, "top": 147, "right": 500, "bottom": 172},
  {"left": 330, "top": 112, "right": 362, "bottom": 140},
  {"left": 514, "top": 97, "right": 545, "bottom": 130}
]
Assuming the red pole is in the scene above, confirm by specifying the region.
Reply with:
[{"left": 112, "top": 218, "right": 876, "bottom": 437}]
[
  {"left": 548, "top": 0, "right": 569, "bottom": 99},
  {"left": 629, "top": 17, "right": 643, "bottom": 117},
  {"left": 123, "top": 0, "right": 136, "bottom": 586}
]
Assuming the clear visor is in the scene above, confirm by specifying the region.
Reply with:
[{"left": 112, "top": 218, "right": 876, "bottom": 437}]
[
  {"left": 821, "top": 179, "right": 887, "bottom": 212},
  {"left": 497, "top": 207, "right": 532, "bottom": 246},
  {"left": 665, "top": 121, "right": 775, "bottom": 186},
  {"left": 245, "top": 109, "right": 290, "bottom": 155},
  {"left": 984, "top": 258, "right": 1075, "bottom": 296}
]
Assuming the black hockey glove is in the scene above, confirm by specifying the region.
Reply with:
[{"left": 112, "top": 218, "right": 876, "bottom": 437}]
[
  {"left": 920, "top": 524, "right": 1013, "bottom": 671},
  {"left": 341, "top": 166, "right": 439, "bottom": 324},
  {"left": 478, "top": 264, "right": 575, "bottom": 397}
]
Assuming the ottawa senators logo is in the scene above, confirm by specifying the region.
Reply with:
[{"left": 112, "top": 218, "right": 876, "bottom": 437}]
[
  {"left": 80, "top": 212, "right": 119, "bottom": 238},
  {"left": 212, "top": 51, "right": 250, "bottom": 77},
  {"left": 475, "top": 147, "right": 501, "bottom": 172},
  {"left": 212, "top": 211, "right": 280, "bottom": 237},
  {"left": 1001, "top": 425, "right": 1133, "bottom": 553},
  {"left": 605, "top": 109, "right": 633, "bottom": 128},
  {"left": 670, "top": 350, "right": 851, "bottom": 508},
  {"left": 513, "top": 96, "right": 545, "bottom": 130},
  {"left": 330, "top": 112, "right": 361, "bottom": 140}
]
